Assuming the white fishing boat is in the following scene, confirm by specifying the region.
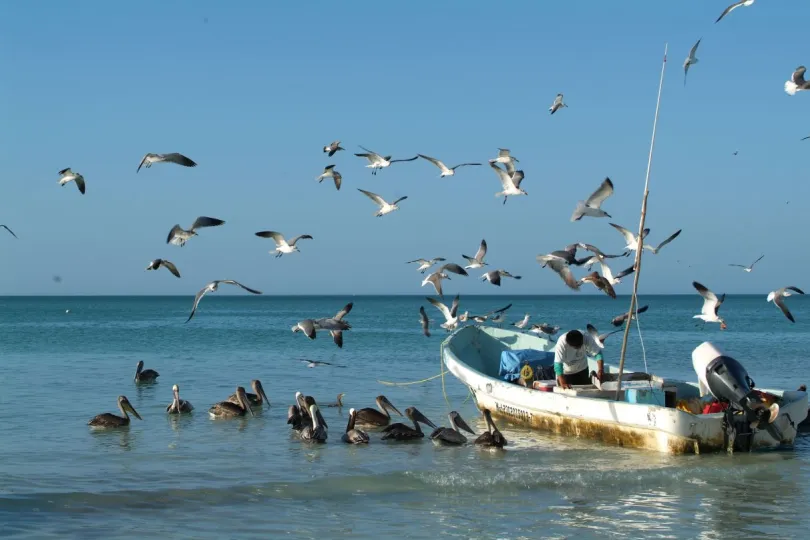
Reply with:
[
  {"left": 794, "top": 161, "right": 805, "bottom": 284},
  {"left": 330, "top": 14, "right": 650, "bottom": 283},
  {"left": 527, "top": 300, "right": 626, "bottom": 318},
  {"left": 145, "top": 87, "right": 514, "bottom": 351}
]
[{"left": 442, "top": 326, "right": 808, "bottom": 455}]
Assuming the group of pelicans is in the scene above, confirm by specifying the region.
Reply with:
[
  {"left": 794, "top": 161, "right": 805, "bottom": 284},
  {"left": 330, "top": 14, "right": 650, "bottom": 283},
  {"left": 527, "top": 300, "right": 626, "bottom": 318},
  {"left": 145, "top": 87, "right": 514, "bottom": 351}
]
[{"left": 87, "top": 361, "right": 507, "bottom": 449}]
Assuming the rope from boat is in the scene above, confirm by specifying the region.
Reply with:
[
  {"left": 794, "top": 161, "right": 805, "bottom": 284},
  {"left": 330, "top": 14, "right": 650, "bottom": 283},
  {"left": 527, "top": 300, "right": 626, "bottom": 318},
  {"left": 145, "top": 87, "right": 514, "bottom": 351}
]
[
  {"left": 377, "top": 371, "right": 449, "bottom": 386},
  {"left": 634, "top": 303, "right": 649, "bottom": 375}
]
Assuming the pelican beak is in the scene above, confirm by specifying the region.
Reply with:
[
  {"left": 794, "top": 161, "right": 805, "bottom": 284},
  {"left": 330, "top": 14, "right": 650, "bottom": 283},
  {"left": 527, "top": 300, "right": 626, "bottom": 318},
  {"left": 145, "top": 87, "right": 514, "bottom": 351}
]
[
  {"left": 243, "top": 395, "right": 255, "bottom": 417},
  {"left": 382, "top": 397, "right": 403, "bottom": 417},
  {"left": 316, "top": 409, "right": 328, "bottom": 429},
  {"left": 126, "top": 401, "right": 143, "bottom": 420},
  {"left": 454, "top": 414, "right": 476, "bottom": 435},
  {"left": 259, "top": 386, "right": 270, "bottom": 407},
  {"left": 413, "top": 409, "right": 438, "bottom": 429}
]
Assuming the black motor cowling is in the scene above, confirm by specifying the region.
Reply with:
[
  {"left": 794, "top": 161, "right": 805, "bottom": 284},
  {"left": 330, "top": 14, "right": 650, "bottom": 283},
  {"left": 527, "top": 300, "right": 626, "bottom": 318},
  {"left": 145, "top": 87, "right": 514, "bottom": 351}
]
[{"left": 705, "top": 355, "right": 778, "bottom": 430}]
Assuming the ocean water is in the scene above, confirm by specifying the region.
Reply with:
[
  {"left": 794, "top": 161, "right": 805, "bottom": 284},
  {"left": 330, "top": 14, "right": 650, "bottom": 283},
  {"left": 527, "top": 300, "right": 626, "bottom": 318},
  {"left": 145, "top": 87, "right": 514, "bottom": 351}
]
[{"left": 1, "top": 294, "right": 809, "bottom": 540}]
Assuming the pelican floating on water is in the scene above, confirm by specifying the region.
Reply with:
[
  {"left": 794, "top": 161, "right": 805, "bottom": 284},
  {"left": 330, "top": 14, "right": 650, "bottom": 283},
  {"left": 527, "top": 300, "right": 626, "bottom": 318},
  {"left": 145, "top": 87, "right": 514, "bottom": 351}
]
[
  {"left": 209, "top": 386, "right": 254, "bottom": 418},
  {"left": 166, "top": 384, "right": 194, "bottom": 414},
  {"left": 354, "top": 395, "right": 403, "bottom": 427},
  {"left": 227, "top": 379, "right": 269, "bottom": 408},
  {"left": 89, "top": 396, "right": 142, "bottom": 428},
  {"left": 287, "top": 392, "right": 328, "bottom": 431},
  {"left": 341, "top": 408, "right": 370, "bottom": 444},
  {"left": 301, "top": 404, "right": 328, "bottom": 442},
  {"left": 134, "top": 360, "right": 159, "bottom": 383},
  {"left": 381, "top": 407, "right": 437, "bottom": 441},
  {"left": 430, "top": 411, "right": 476, "bottom": 445},
  {"left": 474, "top": 409, "right": 507, "bottom": 449}
]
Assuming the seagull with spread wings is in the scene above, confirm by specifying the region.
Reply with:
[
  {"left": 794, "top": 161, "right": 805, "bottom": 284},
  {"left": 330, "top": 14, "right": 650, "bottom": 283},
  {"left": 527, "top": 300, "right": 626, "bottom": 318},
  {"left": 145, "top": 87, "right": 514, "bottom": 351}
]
[
  {"left": 683, "top": 38, "right": 701, "bottom": 86},
  {"left": 549, "top": 93, "right": 568, "bottom": 114},
  {"left": 255, "top": 231, "right": 313, "bottom": 258},
  {"left": 767, "top": 287, "right": 805, "bottom": 323},
  {"left": 427, "top": 295, "right": 460, "bottom": 332},
  {"left": 422, "top": 263, "right": 468, "bottom": 297},
  {"left": 611, "top": 305, "right": 649, "bottom": 327},
  {"left": 406, "top": 257, "right": 446, "bottom": 274},
  {"left": 167, "top": 216, "right": 225, "bottom": 247},
  {"left": 571, "top": 178, "right": 614, "bottom": 221},
  {"left": 715, "top": 0, "right": 754, "bottom": 24},
  {"left": 316, "top": 165, "right": 342, "bottom": 191},
  {"left": 609, "top": 223, "right": 650, "bottom": 253},
  {"left": 462, "top": 239, "right": 488, "bottom": 269},
  {"left": 419, "top": 306, "right": 431, "bottom": 337},
  {"left": 1, "top": 225, "right": 17, "bottom": 239},
  {"left": 488, "top": 161, "right": 527, "bottom": 205},
  {"left": 354, "top": 145, "right": 418, "bottom": 175},
  {"left": 357, "top": 189, "right": 408, "bottom": 217},
  {"left": 417, "top": 154, "right": 481, "bottom": 177},
  {"left": 292, "top": 302, "right": 353, "bottom": 348},
  {"left": 136, "top": 153, "right": 197, "bottom": 173},
  {"left": 186, "top": 280, "right": 262, "bottom": 322},
  {"left": 145, "top": 259, "right": 181, "bottom": 278},
  {"left": 692, "top": 281, "right": 727, "bottom": 329},
  {"left": 643, "top": 229, "right": 682, "bottom": 254},
  {"left": 729, "top": 254, "right": 764, "bottom": 273},
  {"left": 323, "top": 140, "right": 345, "bottom": 157},
  {"left": 481, "top": 269, "right": 522, "bottom": 287},
  {"left": 536, "top": 251, "right": 581, "bottom": 291},
  {"left": 58, "top": 168, "right": 86, "bottom": 195}
]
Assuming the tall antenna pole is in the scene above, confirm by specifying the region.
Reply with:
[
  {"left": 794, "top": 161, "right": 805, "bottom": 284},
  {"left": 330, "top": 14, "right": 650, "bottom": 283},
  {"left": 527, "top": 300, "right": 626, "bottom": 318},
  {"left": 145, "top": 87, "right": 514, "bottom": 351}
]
[{"left": 614, "top": 43, "right": 668, "bottom": 401}]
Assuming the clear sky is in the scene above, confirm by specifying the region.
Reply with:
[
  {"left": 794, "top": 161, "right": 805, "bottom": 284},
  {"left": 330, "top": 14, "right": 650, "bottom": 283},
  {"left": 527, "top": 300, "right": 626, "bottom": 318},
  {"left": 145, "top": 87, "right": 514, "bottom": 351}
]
[{"left": 2, "top": 1, "right": 809, "bottom": 296}]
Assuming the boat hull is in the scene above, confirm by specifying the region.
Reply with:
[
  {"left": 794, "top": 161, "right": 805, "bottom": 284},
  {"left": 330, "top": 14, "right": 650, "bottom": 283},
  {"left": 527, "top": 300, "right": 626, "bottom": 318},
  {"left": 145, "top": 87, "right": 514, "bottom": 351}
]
[{"left": 442, "top": 326, "right": 808, "bottom": 455}]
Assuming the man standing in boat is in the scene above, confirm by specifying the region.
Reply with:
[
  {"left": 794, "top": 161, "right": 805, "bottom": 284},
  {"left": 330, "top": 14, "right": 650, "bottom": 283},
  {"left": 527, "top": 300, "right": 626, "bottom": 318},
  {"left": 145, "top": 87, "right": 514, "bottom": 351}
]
[{"left": 553, "top": 329, "right": 603, "bottom": 389}]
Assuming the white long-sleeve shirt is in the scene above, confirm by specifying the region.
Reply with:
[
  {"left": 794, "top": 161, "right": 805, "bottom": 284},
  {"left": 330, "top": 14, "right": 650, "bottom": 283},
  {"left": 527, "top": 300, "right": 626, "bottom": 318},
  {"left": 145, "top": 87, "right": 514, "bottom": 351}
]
[{"left": 554, "top": 330, "right": 602, "bottom": 375}]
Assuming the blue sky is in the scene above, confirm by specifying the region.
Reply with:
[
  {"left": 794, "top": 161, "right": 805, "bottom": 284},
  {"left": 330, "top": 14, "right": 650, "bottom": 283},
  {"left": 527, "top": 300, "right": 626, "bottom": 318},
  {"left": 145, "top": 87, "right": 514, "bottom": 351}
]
[{"left": 2, "top": 1, "right": 809, "bottom": 296}]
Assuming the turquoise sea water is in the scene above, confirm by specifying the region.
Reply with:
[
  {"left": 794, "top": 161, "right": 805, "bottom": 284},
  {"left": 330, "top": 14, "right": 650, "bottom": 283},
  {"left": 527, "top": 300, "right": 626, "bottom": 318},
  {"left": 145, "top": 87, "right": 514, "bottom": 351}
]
[{"left": 1, "top": 295, "right": 809, "bottom": 539}]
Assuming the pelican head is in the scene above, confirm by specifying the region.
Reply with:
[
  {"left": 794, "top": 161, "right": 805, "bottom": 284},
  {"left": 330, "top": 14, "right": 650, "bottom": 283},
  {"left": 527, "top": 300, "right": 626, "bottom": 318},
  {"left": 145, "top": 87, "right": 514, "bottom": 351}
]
[
  {"left": 118, "top": 396, "right": 142, "bottom": 420},
  {"left": 406, "top": 406, "right": 437, "bottom": 429},
  {"left": 235, "top": 386, "right": 255, "bottom": 417},
  {"left": 251, "top": 379, "right": 270, "bottom": 406},
  {"left": 135, "top": 360, "right": 144, "bottom": 375},
  {"left": 308, "top": 403, "right": 322, "bottom": 427},
  {"left": 449, "top": 411, "right": 476, "bottom": 435},
  {"left": 376, "top": 395, "right": 403, "bottom": 417},
  {"left": 172, "top": 384, "right": 180, "bottom": 398}
]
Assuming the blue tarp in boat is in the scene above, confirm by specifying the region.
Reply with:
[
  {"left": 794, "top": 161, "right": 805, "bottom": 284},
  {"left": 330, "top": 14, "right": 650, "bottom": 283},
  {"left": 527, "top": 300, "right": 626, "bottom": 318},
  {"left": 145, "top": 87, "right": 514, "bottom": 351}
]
[{"left": 499, "top": 349, "right": 555, "bottom": 382}]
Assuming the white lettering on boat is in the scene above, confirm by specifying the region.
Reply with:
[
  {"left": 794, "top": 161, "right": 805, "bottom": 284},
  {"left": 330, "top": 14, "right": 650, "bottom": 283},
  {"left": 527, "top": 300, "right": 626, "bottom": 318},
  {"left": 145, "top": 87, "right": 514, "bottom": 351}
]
[{"left": 495, "top": 402, "right": 533, "bottom": 422}]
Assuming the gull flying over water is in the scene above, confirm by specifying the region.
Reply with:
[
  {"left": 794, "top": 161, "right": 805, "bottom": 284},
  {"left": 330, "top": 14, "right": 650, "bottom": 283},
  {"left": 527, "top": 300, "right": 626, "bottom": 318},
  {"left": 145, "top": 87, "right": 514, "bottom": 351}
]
[
  {"left": 488, "top": 161, "right": 527, "bottom": 205},
  {"left": 419, "top": 306, "right": 431, "bottom": 337},
  {"left": 136, "top": 153, "right": 197, "bottom": 173},
  {"left": 715, "top": 0, "right": 755, "bottom": 24},
  {"left": 571, "top": 178, "right": 614, "bottom": 221},
  {"left": 611, "top": 304, "right": 649, "bottom": 327},
  {"left": 186, "top": 280, "right": 262, "bottom": 322},
  {"left": 323, "top": 140, "right": 344, "bottom": 157},
  {"left": 462, "top": 303, "right": 513, "bottom": 326},
  {"left": 354, "top": 145, "right": 418, "bottom": 175},
  {"left": 316, "top": 165, "right": 342, "bottom": 191},
  {"left": 586, "top": 324, "right": 621, "bottom": 348},
  {"left": 492, "top": 148, "right": 519, "bottom": 167},
  {"left": 549, "top": 93, "right": 568, "bottom": 114},
  {"left": 529, "top": 323, "right": 560, "bottom": 337},
  {"left": 417, "top": 154, "right": 481, "bottom": 177},
  {"left": 1, "top": 225, "right": 17, "bottom": 239},
  {"left": 145, "top": 258, "right": 180, "bottom": 278},
  {"left": 579, "top": 272, "right": 617, "bottom": 299},
  {"left": 357, "top": 189, "right": 408, "bottom": 217},
  {"left": 643, "top": 229, "right": 682, "bottom": 254},
  {"left": 536, "top": 251, "right": 581, "bottom": 291},
  {"left": 609, "top": 223, "right": 650, "bottom": 252},
  {"left": 427, "top": 295, "right": 460, "bottom": 332},
  {"left": 785, "top": 66, "right": 810, "bottom": 96},
  {"left": 481, "top": 269, "right": 522, "bottom": 287},
  {"left": 406, "top": 257, "right": 446, "bottom": 274},
  {"left": 683, "top": 38, "right": 701, "bottom": 86},
  {"left": 599, "top": 260, "right": 635, "bottom": 286},
  {"left": 292, "top": 302, "right": 353, "bottom": 348},
  {"left": 692, "top": 281, "right": 727, "bottom": 329},
  {"left": 767, "top": 286, "right": 805, "bottom": 323},
  {"left": 255, "top": 231, "right": 313, "bottom": 258},
  {"left": 729, "top": 254, "right": 764, "bottom": 272},
  {"left": 58, "top": 168, "right": 86, "bottom": 195},
  {"left": 422, "top": 263, "right": 468, "bottom": 297},
  {"left": 167, "top": 216, "right": 225, "bottom": 247},
  {"left": 462, "top": 239, "right": 488, "bottom": 269}
]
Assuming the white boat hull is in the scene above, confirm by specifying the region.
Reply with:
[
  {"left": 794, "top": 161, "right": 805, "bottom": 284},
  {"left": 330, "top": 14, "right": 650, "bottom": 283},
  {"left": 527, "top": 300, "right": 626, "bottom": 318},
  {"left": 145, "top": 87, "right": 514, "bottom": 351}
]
[{"left": 442, "top": 326, "right": 808, "bottom": 455}]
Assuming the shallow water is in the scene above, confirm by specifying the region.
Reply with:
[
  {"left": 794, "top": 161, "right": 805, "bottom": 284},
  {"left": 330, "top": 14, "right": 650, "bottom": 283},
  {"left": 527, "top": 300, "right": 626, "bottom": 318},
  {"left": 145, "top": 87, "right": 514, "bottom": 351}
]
[{"left": 1, "top": 295, "right": 809, "bottom": 539}]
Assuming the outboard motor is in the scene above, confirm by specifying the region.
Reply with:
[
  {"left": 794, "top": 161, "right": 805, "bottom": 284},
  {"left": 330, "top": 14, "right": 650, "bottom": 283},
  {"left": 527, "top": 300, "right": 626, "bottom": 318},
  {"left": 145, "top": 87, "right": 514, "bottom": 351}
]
[{"left": 692, "top": 342, "right": 781, "bottom": 451}]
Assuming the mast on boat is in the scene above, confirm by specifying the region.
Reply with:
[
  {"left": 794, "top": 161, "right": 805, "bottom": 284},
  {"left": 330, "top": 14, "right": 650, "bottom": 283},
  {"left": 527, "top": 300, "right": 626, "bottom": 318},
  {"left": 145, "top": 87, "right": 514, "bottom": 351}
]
[{"left": 614, "top": 44, "right": 668, "bottom": 401}]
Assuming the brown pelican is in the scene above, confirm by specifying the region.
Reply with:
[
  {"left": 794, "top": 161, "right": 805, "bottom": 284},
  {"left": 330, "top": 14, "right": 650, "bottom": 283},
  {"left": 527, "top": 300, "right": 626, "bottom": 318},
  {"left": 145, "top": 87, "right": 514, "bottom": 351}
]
[
  {"left": 166, "top": 384, "right": 194, "bottom": 414},
  {"left": 354, "top": 395, "right": 403, "bottom": 427},
  {"left": 88, "top": 396, "right": 142, "bottom": 428},
  {"left": 301, "top": 404, "right": 327, "bottom": 442},
  {"left": 287, "top": 392, "right": 328, "bottom": 431},
  {"left": 326, "top": 393, "right": 345, "bottom": 407},
  {"left": 209, "top": 386, "right": 254, "bottom": 418},
  {"left": 474, "top": 409, "right": 507, "bottom": 449},
  {"left": 381, "top": 407, "right": 437, "bottom": 441},
  {"left": 226, "top": 380, "right": 269, "bottom": 408},
  {"left": 430, "top": 411, "right": 476, "bottom": 445},
  {"left": 341, "top": 408, "right": 369, "bottom": 444},
  {"left": 134, "top": 360, "right": 159, "bottom": 383}
]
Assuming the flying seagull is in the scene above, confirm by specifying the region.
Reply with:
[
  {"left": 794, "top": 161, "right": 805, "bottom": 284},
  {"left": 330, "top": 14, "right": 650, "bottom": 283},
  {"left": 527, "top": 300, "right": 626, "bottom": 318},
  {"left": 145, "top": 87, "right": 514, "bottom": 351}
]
[
  {"left": 586, "top": 323, "right": 621, "bottom": 349},
  {"left": 579, "top": 272, "right": 617, "bottom": 299},
  {"left": 136, "top": 153, "right": 197, "bottom": 173},
  {"left": 186, "top": 280, "right": 262, "bottom": 322},
  {"left": 599, "top": 261, "right": 635, "bottom": 286},
  {"left": 488, "top": 161, "right": 527, "bottom": 205},
  {"left": 684, "top": 38, "right": 701, "bottom": 86},
  {"left": 58, "top": 168, "right": 86, "bottom": 195},
  {"left": 419, "top": 306, "right": 431, "bottom": 337},
  {"left": 511, "top": 314, "right": 530, "bottom": 329},
  {"left": 462, "top": 239, "right": 488, "bottom": 269},
  {"left": 357, "top": 188, "right": 408, "bottom": 217},
  {"left": 643, "top": 229, "right": 682, "bottom": 254},
  {"left": 167, "top": 216, "right": 225, "bottom": 246},
  {"left": 611, "top": 304, "right": 649, "bottom": 327},
  {"left": 536, "top": 252, "right": 581, "bottom": 291},
  {"left": 729, "top": 254, "right": 764, "bottom": 272},
  {"left": 292, "top": 302, "right": 353, "bottom": 348},
  {"left": 692, "top": 281, "right": 727, "bottom": 329},
  {"left": 416, "top": 154, "right": 481, "bottom": 177},
  {"left": 255, "top": 231, "right": 313, "bottom": 258},
  {"left": 427, "top": 294, "right": 460, "bottom": 332},
  {"left": 354, "top": 145, "right": 418, "bottom": 175},
  {"left": 406, "top": 257, "right": 446, "bottom": 274},
  {"left": 316, "top": 165, "right": 342, "bottom": 191},
  {"left": 1, "top": 225, "right": 17, "bottom": 239},
  {"left": 549, "top": 93, "right": 568, "bottom": 114},
  {"left": 492, "top": 148, "right": 519, "bottom": 166},
  {"left": 323, "top": 140, "right": 344, "bottom": 157},
  {"left": 145, "top": 258, "right": 180, "bottom": 278},
  {"left": 767, "top": 286, "right": 805, "bottom": 323},
  {"left": 571, "top": 177, "right": 614, "bottom": 221},
  {"left": 785, "top": 66, "right": 810, "bottom": 96},
  {"left": 609, "top": 223, "right": 650, "bottom": 252},
  {"left": 529, "top": 323, "right": 560, "bottom": 337},
  {"left": 422, "top": 263, "right": 468, "bottom": 297},
  {"left": 715, "top": 0, "right": 755, "bottom": 24},
  {"left": 481, "top": 269, "right": 522, "bottom": 287}
]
